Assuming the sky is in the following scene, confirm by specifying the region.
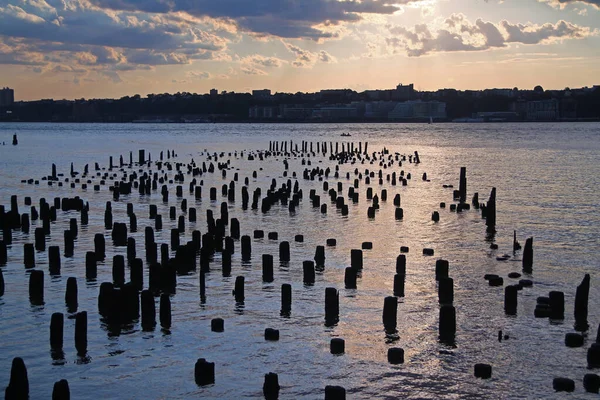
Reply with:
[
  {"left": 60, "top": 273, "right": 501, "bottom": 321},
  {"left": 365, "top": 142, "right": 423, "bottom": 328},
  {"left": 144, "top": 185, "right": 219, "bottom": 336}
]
[{"left": 1, "top": 0, "right": 599, "bottom": 100}]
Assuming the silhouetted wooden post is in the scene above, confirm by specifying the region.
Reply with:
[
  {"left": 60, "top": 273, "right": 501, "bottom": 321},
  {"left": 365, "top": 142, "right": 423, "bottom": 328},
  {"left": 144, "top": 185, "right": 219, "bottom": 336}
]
[
  {"left": 160, "top": 293, "right": 171, "bottom": 329},
  {"left": 241, "top": 235, "right": 251, "bottom": 261},
  {"left": 263, "top": 373, "right": 280, "bottom": 400},
  {"left": 279, "top": 241, "right": 290, "bottom": 262},
  {"left": 262, "top": 254, "right": 274, "bottom": 283},
  {"left": 522, "top": 237, "right": 533, "bottom": 273},
  {"left": 234, "top": 276, "right": 245, "bottom": 302},
  {"left": 575, "top": 274, "right": 590, "bottom": 331},
  {"left": 5, "top": 357, "right": 28, "bottom": 399},
  {"left": 65, "top": 277, "right": 77, "bottom": 312},
  {"left": 141, "top": 290, "right": 156, "bottom": 330},
  {"left": 75, "top": 311, "right": 87, "bottom": 355},
  {"left": 303, "top": 261, "right": 315, "bottom": 285},
  {"left": 459, "top": 167, "right": 467, "bottom": 203},
  {"left": 504, "top": 285, "right": 518, "bottom": 315},
  {"left": 485, "top": 188, "right": 496, "bottom": 233},
  {"left": 435, "top": 259, "right": 448, "bottom": 280},
  {"left": 85, "top": 251, "right": 97, "bottom": 280},
  {"left": 48, "top": 246, "right": 61, "bottom": 274},
  {"left": 325, "top": 287, "right": 339, "bottom": 325},
  {"left": 50, "top": 312, "right": 64, "bottom": 350},
  {"left": 24, "top": 243, "right": 35, "bottom": 268},
  {"left": 439, "top": 305, "right": 456, "bottom": 343},
  {"left": 438, "top": 278, "right": 453, "bottom": 305},
  {"left": 281, "top": 284, "right": 292, "bottom": 314},
  {"left": 351, "top": 249, "right": 363, "bottom": 270},
  {"left": 330, "top": 338, "right": 345, "bottom": 354},
  {"left": 325, "top": 385, "right": 346, "bottom": 399},
  {"left": 64, "top": 230, "right": 74, "bottom": 257},
  {"left": 549, "top": 291, "right": 565, "bottom": 320},
  {"left": 29, "top": 270, "right": 44, "bottom": 305},
  {"left": 344, "top": 267, "right": 357, "bottom": 289},
  {"left": 383, "top": 296, "right": 397, "bottom": 332},
  {"left": 52, "top": 379, "right": 70, "bottom": 400},
  {"left": 0, "top": 241, "right": 7, "bottom": 266},
  {"left": 194, "top": 359, "right": 215, "bottom": 386}
]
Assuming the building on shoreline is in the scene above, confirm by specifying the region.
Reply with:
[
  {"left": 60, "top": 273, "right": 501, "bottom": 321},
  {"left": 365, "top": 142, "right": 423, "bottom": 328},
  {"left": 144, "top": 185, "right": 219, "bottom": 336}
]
[
  {"left": 2, "top": 84, "right": 599, "bottom": 122},
  {"left": 388, "top": 101, "right": 447, "bottom": 120},
  {"left": 0, "top": 87, "right": 14, "bottom": 107}
]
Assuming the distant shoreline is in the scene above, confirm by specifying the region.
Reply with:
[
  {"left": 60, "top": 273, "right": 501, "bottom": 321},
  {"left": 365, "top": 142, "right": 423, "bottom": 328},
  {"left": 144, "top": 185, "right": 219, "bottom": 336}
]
[{"left": 1, "top": 119, "right": 599, "bottom": 124}]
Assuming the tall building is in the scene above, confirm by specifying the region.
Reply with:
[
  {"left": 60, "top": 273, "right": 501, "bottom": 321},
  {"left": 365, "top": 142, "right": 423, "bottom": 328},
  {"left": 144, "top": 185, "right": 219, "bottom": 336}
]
[
  {"left": 393, "top": 84, "right": 414, "bottom": 101},
  {"left": 252, "top": 89, "right": 271, "bottom": 99},
  {"left": 0, "top": 87, "right": 14, "bottom": 107},
  {"left": 526, "top": 99, "right": 559, "bottom": 121}
]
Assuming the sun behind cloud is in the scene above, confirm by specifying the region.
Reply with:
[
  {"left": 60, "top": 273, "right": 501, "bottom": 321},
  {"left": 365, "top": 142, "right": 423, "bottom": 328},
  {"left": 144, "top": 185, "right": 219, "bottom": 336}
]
[{"left": 0, "top": 0, "right": 598, "bottom": 99}]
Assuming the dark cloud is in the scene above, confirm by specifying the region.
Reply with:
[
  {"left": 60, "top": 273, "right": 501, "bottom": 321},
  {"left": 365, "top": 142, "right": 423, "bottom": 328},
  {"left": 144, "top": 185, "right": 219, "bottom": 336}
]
[
  {"left": 387, "top": 14, "right": 596, "bottom": 57},
  {"left": 0, "top": 0, "right": 232, "bottom": 75},
  {"left": 0, "top": 7, "right": 225, "bottom": 51},
  {"left": 0, "top": 52, "right": 45, "bottom": 65},
  {"left": 0, "top": 0, "right": 229, "bottom": 71},
  {"left": 88, "top": 0, "right": 405, "bottom": 39}
]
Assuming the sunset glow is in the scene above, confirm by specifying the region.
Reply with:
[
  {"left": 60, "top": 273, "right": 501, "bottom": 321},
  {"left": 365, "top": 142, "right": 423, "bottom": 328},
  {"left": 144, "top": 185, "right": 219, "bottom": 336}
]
[{"left": 1, "top": 0, "right": 599, "bottom": 100}]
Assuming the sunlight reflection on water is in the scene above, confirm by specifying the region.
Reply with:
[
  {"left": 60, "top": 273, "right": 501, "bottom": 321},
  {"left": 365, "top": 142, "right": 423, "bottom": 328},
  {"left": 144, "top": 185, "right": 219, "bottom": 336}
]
[{"left": 0, "top": 122, "right": 599, "bottom": 399}]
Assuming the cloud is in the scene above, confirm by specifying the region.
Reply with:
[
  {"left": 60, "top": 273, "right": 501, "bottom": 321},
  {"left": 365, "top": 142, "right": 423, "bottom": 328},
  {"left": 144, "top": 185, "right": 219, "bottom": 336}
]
[
  {"left": 124, "top": 50, "right": 191, "bottom": 65},
  {"left": 52, "top": 64, "right": 87, "bottom": 73},
  {"left": 0, "top": 0, "right": 233, "bottom": 74},
  {"left": 241, "top": 66, "right": 268, "bottom": 75},
  {"left": 186, "top": 70, "right": 211, "bottom": 79},
  {"left": 538, "top": 0, "right": 600, "bottom": 9},
  {"left": 318, "top": 50, "right": 337, "bottom": 63},
  {"left": 501, "top": 20, "right": 593, "bottom": 44},
  {"left": 87, "top": 0, "right": 410, "bottom": 39},
  {"left": 99, "top": 70, "right": 122, "bottom": 83},
  {"left": 240, "top": 54, "right": 287, "bottom": 68},
  {"left": 386, "top": 13, "right": 597, "bottom": 57},
  {"left": 281, "top": 41, "right": 339, "bottom": 67}
]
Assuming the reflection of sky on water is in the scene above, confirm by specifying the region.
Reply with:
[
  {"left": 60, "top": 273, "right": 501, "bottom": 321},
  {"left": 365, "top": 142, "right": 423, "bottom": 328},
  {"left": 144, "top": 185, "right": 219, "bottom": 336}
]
[{"left": 0, "top": 122, "right": 599, "bottom": 398}]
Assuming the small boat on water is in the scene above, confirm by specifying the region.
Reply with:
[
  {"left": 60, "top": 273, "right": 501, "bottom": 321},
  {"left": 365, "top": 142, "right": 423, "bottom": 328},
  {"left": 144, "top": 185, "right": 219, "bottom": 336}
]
[{"left": 340, "top": 133, "right": 351, "bottom": 137}]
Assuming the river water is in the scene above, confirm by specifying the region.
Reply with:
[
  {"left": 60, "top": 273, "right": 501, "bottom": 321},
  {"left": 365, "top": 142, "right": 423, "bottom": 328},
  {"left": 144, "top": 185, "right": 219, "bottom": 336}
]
[{"left": 0, "top": 122, "right": 599, "bottom": 399}]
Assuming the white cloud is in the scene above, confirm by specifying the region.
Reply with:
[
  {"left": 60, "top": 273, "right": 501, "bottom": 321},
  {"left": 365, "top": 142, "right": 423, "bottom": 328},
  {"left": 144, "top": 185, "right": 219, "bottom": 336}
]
[{"left": 386, "top": 14, "right": 597, "bottom": 57}]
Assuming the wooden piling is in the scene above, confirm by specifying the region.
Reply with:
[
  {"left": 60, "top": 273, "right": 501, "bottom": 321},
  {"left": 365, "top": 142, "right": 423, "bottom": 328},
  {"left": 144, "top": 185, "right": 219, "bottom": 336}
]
[
  {"left": 522, "top": 237, "right": 533, "bottom": 272},
  {"left": 75, "top": 311, "right": 87, "bottom": 354},
  {"left": 5, "top": 357, "right": 28, "bottom": 399},
  {"left": 303, "top": 261, "right": 315, "bottom": 285},
  {"left": 262, "top": 254, "right": 274, "bottom": 283},
  {"left": 50, "top": 312, "right": 64, "bottom": 349},
  {"left": 65, "top": 277, "right": 77, "bottom": 311},
  {"left": 52, "top": 379, "right": 70, "bottom": 400},
  {"left": 234, "top": 276, "right": 245, "bottom": 302},
  {"left": 194, "top": 359, "right": 215, "bottom": 386},
  {"left": 325, "top": 287, "right": 339, "bottom": 324},
  {"left": 29, "top": 270, "right": 44, "bottom": 305},
  {"left": 383, "top": 296, "right": 397, "bottom": 332},
  {"left": 141, "top": 290, "right": 156, "bottom": 330},
  {"left": 575, "top": 274, "right": 590, "bottom": 331},
  {"left": 160, "top": 293, "right": 171, "bottom": 329},
  {"left": 263, "top": 373, "right": 280, "bottom": 400}
]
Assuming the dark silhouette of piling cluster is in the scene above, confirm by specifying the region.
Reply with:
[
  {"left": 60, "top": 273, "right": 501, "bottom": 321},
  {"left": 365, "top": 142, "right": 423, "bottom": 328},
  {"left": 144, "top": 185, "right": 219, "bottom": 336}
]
[{"left": 0, "top": 140, "right": 596, "bottom": 397}]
